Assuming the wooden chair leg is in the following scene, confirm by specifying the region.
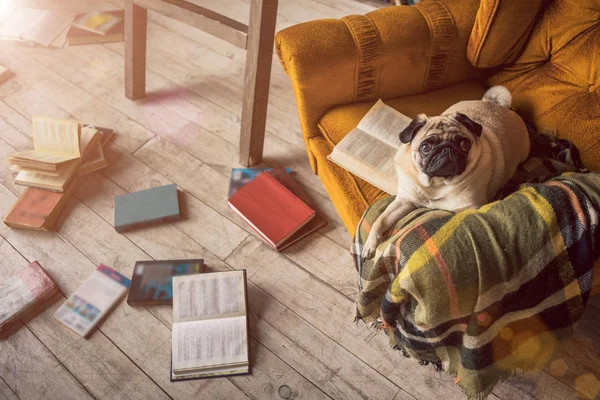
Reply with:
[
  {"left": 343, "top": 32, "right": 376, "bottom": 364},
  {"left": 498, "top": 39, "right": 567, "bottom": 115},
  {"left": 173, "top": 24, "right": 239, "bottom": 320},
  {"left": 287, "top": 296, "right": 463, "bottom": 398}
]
[
  {"left": 238, "top": 0, "right": 278, "bottom": 167},
  {"left": 125, "top": 0, "right": 148, "bottom": 100}
]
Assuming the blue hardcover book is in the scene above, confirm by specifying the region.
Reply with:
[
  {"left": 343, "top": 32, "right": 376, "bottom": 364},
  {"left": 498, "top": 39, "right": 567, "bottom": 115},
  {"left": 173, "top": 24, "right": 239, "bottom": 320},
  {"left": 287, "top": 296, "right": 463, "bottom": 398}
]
[{"left": 114, "top": 183, "right": 181, "bottom": 232}]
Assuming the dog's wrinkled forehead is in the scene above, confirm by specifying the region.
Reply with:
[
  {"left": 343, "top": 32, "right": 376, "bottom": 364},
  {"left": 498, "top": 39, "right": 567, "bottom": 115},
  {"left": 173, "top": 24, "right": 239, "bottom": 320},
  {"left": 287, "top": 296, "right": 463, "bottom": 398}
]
[
  {"left": 417, "top": 116, "right": 464, "bottom": 140},
  {"left": 399, "top": 112, "right": 483, "bottom": 144}
]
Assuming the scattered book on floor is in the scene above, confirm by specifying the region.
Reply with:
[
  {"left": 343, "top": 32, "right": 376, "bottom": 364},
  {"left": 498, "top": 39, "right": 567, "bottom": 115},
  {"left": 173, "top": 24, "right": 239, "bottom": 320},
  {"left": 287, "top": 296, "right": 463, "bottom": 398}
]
[
  {"left": 67, "top": 10, "right": 124, "bottom": 45},
  {"left": 0, "top": 8, "right": 74, "bottom": 48},
  {"left": 127, "top": 259, "right": 205, "bottom": 306},
  {"left": 54, "top": 264, "right": 130, "bottom": 339},
  {"left": 227, "top": 171, "right": 316, "bottom": 250},
  {"left": 327, "top": 99, "right": 412, "bottom": 195},
  {"left": 72, "top": 10, "right": 123, "bottom": 36},
  {"left": 3, "top": 182, "right": 77, "bottom": 231},
  {"left": 15, "top": 125, "right": 100, "bottom": 191},
  {"left": 228, "top": 167, "right": 291, "bottom": 198},
  {"left": 9, "top": 116, "right": 82, "bottom": 169},
  {"left": 0, "top": 261, "right": 60, "bottom": 339},
  {"left": 171, "top": 270, "right": 250, "bottom": 381},
  {"left": 267, "top": 167, "right": 327, "bottom": 250},
  {"left": 114, "top": 183, "right": 181, "bottom": 232},
  {"left": 78, "top": 144, "right": 107, "bottom": 176},
  {"left": 0, "top": 65, "right": 13, "bottom": 86}
]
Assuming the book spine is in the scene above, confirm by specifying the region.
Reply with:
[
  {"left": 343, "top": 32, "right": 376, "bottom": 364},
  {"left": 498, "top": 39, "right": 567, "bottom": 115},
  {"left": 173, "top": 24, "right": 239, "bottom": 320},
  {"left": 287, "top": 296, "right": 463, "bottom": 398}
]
[{"left": 115, "top": 214, "right": 181, "bottom": 233}]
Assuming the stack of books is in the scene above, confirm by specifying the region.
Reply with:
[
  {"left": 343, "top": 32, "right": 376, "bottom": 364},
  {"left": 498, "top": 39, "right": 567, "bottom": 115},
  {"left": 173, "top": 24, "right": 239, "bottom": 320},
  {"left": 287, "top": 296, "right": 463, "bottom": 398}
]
[
  {"left": 4, "top": 116, "right": 114, "bottom": 231},
  {"left": 227, "top": 166, "right": 327, "bottom": 251}
]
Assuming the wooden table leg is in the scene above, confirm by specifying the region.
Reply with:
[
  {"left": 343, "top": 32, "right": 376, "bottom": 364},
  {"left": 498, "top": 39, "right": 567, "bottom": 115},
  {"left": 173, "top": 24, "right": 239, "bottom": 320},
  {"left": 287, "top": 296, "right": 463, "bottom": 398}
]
[
  {"left": 238, "top": 0, "right": 278, "bottom": 167},
  {"left": 125, "top": 0, "right": 148, "bottom": 100}
]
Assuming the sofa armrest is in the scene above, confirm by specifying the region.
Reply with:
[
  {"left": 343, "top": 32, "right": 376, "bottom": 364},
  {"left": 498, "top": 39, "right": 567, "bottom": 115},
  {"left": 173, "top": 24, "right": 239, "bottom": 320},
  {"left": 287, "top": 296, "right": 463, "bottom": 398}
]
[{"left": 276, "top": 0, "right": 482, "bottom": 172}]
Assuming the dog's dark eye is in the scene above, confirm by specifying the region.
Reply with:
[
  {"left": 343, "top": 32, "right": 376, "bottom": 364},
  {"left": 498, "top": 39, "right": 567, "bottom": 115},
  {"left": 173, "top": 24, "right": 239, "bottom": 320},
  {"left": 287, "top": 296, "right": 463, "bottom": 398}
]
[
  {"left": 460, "top": 139, "right": 471, "bottom": 151},
  {"left": 420, "top": 142, "right": 432, "bottom": 154}
]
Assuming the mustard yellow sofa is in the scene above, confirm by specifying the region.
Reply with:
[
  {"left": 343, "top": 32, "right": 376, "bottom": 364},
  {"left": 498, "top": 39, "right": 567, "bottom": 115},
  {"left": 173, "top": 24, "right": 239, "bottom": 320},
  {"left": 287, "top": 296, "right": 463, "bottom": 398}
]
[{"left": 275, "top": 0, "right": 600, "bottom": 236}]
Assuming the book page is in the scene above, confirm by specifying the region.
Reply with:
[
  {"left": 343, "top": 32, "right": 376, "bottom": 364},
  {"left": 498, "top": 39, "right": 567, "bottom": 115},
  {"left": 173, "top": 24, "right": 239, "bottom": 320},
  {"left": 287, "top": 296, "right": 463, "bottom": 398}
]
[
  {"left": 20, "top": 11, "right": 74, "bottom": 47},
  {"left": 335, "top": 127, "right": 399, "bottom": 178},
  {"left": 32, "top": 116, "right": 81, "bottom": 156},
  {"left": 327, "top": 100, "right": 414, "bottom": 195},
  {"left": 357, "top": 99, "right": 412, "bottom": 147},
  {"left": 9, "top": 150, "right": 80, "bottom": 165},
  {"left": 173, "top": 271, "right": 246, "bottom": 322},
  {"left": 15, "top": 158, "right": 81, "bottom": 191},
  {"left": 172, "top": 316, "right": 248, "bottom": 371}
]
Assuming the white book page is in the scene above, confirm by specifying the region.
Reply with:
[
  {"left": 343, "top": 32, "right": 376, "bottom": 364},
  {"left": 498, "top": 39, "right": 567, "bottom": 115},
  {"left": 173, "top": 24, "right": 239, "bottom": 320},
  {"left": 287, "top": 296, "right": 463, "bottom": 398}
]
[
  {"left": 335, "top": 127, "right": 399, "bottom": 177},
  {"left": 15, "top": 158, "right": 81, "bottom": 190},
  {"left": 9, "top": 150, "right": 80, "bottom": 164},
  {"left": 49, "top": 23, "right": 72, "bottom": 48},
  {"left": 172, "top": 316, "right": 248, "bottom": 371},
  {"left": 20, "top": 11, "right": 74, "bottom": 47},
  {"left": 328, "top": 100, "right": 413, "bottom": 194},
  {"left": 173, "top": 271, "right": 246, "bottom": 322},
  {"left": 357, "top": 100, "right": 412, "bottom": 147},
  {"left": 32, "top": 116, "right": 81, "bottom": 156}
]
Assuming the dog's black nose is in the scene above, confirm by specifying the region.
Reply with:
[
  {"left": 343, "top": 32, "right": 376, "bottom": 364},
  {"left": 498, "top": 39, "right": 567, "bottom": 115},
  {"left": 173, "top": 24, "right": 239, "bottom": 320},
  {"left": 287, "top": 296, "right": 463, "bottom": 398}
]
[{"left": 443, "top": 147, "right": 457, "bottom": 162}]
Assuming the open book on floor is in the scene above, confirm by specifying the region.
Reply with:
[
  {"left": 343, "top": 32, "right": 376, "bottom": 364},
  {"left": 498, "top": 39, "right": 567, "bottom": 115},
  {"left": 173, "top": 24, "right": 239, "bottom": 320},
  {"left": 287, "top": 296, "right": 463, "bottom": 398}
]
[
  {"left": 171, "top": 270, "right": 250, "bottom": 381},
  {"left": 327, "top": 100, "right": 412, "bottom": 195}
]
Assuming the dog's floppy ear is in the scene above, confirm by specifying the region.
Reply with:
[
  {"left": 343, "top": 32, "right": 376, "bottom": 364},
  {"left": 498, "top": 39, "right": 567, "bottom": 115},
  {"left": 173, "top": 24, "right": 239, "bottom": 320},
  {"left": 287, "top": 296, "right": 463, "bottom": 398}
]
[
  {"left": 399, "top": 114, "right": 427, "bottom": 144},
  {"left": 455, "top": 112, "right": 482, "bottom": 137}
]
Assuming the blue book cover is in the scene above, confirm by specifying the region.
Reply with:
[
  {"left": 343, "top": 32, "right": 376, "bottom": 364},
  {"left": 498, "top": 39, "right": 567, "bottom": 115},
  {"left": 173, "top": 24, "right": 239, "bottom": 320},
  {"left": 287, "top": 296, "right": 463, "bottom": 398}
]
[{"left": 127, "top": 259, "right": 205, "bottom": 306}]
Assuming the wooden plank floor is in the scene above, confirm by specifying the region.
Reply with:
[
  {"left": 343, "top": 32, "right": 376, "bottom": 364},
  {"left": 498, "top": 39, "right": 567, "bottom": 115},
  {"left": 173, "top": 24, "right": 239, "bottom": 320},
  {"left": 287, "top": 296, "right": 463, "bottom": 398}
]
[{"left": 1, "top": 1, "right": 599, "bottom": 399}]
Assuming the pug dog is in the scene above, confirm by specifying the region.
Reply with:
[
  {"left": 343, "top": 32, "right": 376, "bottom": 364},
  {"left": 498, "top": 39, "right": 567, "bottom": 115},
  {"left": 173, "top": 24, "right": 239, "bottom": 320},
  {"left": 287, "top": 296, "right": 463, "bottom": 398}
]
[{"left": 361, "top": 86, "right": 530, "bottom": 260}]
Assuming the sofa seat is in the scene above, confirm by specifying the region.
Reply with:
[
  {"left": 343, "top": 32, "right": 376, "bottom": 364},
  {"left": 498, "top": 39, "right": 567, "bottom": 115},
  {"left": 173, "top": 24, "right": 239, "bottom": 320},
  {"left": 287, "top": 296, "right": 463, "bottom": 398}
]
[{"left": 314, "top": 80, "right": 487, "bottom": 233}]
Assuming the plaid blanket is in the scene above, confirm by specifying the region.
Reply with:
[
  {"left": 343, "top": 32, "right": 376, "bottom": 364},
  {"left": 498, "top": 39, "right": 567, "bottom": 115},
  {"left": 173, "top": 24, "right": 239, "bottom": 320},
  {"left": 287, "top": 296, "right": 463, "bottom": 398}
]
[{"left": 351, "top": 134, "right": 599, "bottom": 399}]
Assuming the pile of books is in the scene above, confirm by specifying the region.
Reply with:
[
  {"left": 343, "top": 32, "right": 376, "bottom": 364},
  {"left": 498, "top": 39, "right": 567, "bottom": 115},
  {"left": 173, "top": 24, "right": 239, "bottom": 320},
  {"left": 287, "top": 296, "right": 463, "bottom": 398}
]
[
  {"left": 1, "top": 258, "right": 251, "bottom": 381},
  {"left": 227, "top": 166, "right": 327, "bottom": 251},
  {"left": 0, "top": 8, "right": 124, "bottom": 48},
  {"left": 4, "top": 116, "right": 114, "bottom": 231}
]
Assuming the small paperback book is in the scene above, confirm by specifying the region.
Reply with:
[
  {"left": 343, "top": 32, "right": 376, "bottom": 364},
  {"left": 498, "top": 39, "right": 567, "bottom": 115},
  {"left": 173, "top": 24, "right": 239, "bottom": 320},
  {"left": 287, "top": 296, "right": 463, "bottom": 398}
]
[
  {"left": 0, "top": 261, "right": 60, "bottom": 339},
  {"left": 114, "top": 183, "right": 181, "bottom": 232},
  {"left": 54, "top": 264, "right": 130, "bottom": 339},
  {"left": 67, "top": 10, "right": 124, "bottom": 45},
  {"left": 171, "top": 270, "right": 250, "bottom": 381},
  {"left": 127, "top": 259, "right": 205, "bottom": 306},
  {"left": 72, "top": 10, "right": 123, "bottom": 35}
]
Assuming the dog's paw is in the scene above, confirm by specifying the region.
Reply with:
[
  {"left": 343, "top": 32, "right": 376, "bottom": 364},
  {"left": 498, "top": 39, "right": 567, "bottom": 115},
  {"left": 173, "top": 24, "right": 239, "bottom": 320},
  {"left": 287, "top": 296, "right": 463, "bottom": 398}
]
[{"left": 361, "top": 235, "right": 379, "bottom": 261}]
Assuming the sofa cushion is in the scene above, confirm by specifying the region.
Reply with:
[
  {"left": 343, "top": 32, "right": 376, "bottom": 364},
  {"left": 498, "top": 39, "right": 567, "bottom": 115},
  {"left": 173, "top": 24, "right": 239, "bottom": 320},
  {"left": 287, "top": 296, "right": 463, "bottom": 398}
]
[
  {"left": 314, "top": 80, "right": 487, "bottom": 232},
  {"left": 467, "top": 0, "right": 545, "bottom": 68},
  {"left": 489, "top": 0, "right": 600, "bottom": 170}
]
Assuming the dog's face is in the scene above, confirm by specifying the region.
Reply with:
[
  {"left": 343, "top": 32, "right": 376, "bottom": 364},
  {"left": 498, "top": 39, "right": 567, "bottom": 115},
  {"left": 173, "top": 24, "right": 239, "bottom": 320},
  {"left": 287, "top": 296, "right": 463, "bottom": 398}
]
[{"left": 399, "top": 112, "right": 483, "bottom": 179}]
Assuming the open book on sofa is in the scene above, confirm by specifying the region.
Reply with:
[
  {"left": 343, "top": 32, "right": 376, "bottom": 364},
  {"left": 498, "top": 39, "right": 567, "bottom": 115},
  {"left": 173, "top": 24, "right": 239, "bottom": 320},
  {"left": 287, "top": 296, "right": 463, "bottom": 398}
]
[{"left": 327, "top": 100, "right": 412, "bottom": 195}]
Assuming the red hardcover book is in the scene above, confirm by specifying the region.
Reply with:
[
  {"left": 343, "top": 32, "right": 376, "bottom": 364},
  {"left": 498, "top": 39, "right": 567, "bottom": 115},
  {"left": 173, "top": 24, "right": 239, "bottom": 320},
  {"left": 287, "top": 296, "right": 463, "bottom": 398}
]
[
  {"left": 0, "top": 261, "right": 60, "bottom": 339},
  {"left": 227, "top": 171, "right": 316, "bottom": 250},
  {"left": 267, "top": 167, "right": 327, "bottom": 250}
]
